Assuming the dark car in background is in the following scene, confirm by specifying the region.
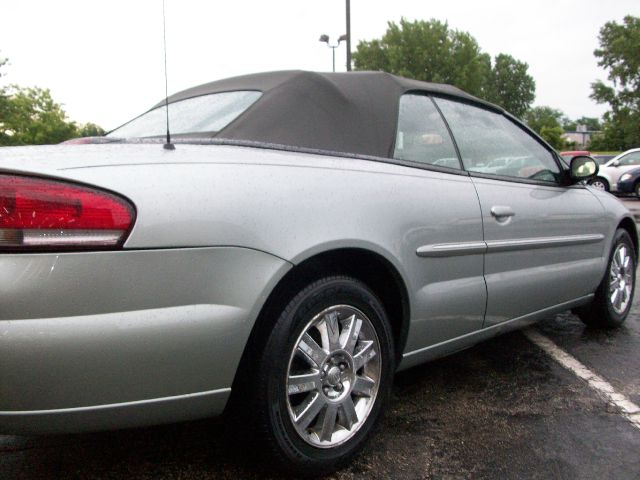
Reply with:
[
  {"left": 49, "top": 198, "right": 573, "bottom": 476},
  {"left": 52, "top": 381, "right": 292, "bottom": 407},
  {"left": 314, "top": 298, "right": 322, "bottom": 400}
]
[{"left": 617, "top": 166, "right": 640, "bottom": 197}]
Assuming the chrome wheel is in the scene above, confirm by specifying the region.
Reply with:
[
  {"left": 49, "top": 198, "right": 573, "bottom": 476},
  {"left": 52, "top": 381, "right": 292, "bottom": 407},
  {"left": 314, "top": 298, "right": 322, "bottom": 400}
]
[
  {"left": 609, "top": 243, "right": 633, "bottom": 314},
  {"left": 286, "top": 305, "right": 381, "bottom": 448},
  {"left": 590, "top": 178, "right": 608, "bottom": 191},
  {"left": 576, "top": 229, "right": 634, "bottom": 328}
]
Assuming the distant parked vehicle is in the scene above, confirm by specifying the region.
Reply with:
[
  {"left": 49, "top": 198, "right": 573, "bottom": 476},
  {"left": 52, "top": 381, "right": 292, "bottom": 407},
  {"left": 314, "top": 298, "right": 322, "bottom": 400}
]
[
  {"left": 432, "top": 157, "right": 461, "bottom": 168},
  {"left": 560, "top": 150, "right": 591, "bottom": 163},
  {"left": 560, "top": 151, "right": 610, "bottom": 167},
  {"left": 588, "top": 148, "right": 640, "bottom": 192},
  {"left": 593, "top": 155, "right": 616, "bottom": 164},
  {"left": 617, "top": 166, "right": 640, "bottom": 197}
]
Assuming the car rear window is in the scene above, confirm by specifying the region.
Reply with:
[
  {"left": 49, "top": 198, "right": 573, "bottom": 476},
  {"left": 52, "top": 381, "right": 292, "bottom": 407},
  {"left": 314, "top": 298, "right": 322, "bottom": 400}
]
[{"left": 108, "top": 91, "right": 262, "bottom": 138}]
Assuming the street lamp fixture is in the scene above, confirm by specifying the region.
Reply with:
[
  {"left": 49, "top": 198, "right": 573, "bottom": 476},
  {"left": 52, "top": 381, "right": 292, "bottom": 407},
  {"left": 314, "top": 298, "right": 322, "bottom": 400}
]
[{"left": 319, "top": 34, "right": 348, "bottom": 72}]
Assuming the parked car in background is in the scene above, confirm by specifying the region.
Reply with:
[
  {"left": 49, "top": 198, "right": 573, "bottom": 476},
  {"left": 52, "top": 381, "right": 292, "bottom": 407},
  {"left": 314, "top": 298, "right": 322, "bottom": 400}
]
[
  {"left": 477, "top": 156, "right": 529, "bottom": 175},
  {"left": 617, "top": 166, "right": 640, "bottom": 197},
  {"left": 559, "top": 151, "right": 608, "bottom": 169},
  {"left": 0, "top": 71, "right": 636, "bottom": 475},
  {"left": 593, "top": 154, "right": 616, "bottom": 164},
  {"left": 560, "top": 150, "right": 591, "bottom": 164},
  {"left": 589, "top": 148, "right": 640, "bottom": 192}
]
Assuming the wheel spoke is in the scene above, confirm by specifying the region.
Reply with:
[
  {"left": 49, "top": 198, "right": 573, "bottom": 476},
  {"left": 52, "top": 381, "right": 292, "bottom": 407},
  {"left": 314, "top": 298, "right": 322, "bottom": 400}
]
[
  {"left": 318, "top": 311, "right": 341, "bottom": 352},
  {"left": 612, "top": 257, "right": 620, "bottom": 272},
  {"left": 617, "top": 293, "right": 624, "bottom": 310},
  {"left": 611, "top": 289, "right": 620, "bottom": 308},
  {"left": 338, "top": 396, "right": 358, "bottom": 430},
  {"left": 339, "top": 314, "right": 362, "bottom": 354},
  {"left": 316, "top": 403, "right": 338, "bottom": 442},
  {"left": 623, "top": 255, "right": 631, "bottom": 270},
  {"left": 293, "top": 393, "right": 326, "bottom": 430},
  {"left": 353, "top": 340, "right": 376, "bottom": 371},
  {"left": 297, "top": 333, "right": 327, "bottom": 368},
  {"left": 610, "top": 277, "right": 619, "bottom": 292},
  {"left": 621, "top": 286, "right": 629, "bottom": 304},
  {"left": 352, "top": 375, "right": 375, "bottom": 397},
  {"left": 616, "top": 247, "right": 625, "bottom": 268},
  {"left": 288, "top": 372, "right": 321, "bottom": 395}
]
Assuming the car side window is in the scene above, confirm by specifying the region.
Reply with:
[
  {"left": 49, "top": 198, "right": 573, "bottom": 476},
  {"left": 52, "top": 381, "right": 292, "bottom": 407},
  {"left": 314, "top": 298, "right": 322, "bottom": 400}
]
[
  {"left": 393, "top": 94, "right": 461, "bottom": 169},
  {"left": 434, "top": 98, "right": 560, "bottom": 183},
  {"left": 618, "top": 152, "right": 640, "bottom": 166}
]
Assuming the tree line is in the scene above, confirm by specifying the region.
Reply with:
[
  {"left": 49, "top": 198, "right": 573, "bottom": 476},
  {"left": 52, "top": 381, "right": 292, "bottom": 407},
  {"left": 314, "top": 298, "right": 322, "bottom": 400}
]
[
  {"left": 354, "top": 17, "right": 639, "bottom": 151},
  {"left": 0, "top": 55, "right": 104, "bottom": 146},
  {"left": 1, "top": 16, "right": 638, "bottom": 150}
]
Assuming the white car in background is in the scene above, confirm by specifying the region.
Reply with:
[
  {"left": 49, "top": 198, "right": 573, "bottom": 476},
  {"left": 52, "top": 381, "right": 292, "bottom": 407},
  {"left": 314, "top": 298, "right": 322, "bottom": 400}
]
[{"left": 589, "top": 148, "right": 640, "bottom": 192}]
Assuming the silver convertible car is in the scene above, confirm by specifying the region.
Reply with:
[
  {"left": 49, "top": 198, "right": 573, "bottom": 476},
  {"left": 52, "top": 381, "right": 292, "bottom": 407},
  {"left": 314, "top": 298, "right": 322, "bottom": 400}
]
[{"left": 0, "top": 71, "right": 636, "bottom": 474}]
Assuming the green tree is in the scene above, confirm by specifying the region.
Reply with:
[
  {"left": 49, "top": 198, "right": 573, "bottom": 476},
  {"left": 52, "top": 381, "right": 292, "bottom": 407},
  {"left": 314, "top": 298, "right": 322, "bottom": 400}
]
[
  {"left": 0, "top": 86, "right": 78, "bottom": 146},
  {"left": 353, "top": 19, "right": 536, "bottom": 117},
  {"left": 589, "top": 112, "right": 632, "bottom": 151},
  {"left": 524, "top": 106, "right": 566, "bottom": 149},
  {"left": 485, "top": 54, "right": 536, "bottom": 118},
  {"left": 0, "top": 53, "right": 105, "bottom": 146},
  {"left": 353, "top": 19, "right": 491, "bottom": 96},
  {"left": 590, "top": 15, "right": 640, "bottom": 150},
  {"left": 562, "top": 116, "right": 601, "bottom": 132},
  {"left": 539, "top": 126, "right": 565, "bottom": 150},
  {"left": 77, "top": 122, "right": 106, "bottom": 137},
  {"left": 0, "top": 53, "right": 9, "bottom": 131},
  {"left": 524, "top": 106, "right": 564, "bottom": 132}
]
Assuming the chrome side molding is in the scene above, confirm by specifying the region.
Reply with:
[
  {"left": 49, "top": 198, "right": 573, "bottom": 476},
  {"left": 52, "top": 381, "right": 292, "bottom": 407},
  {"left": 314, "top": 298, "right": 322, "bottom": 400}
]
[
  {"left": 416, "top": 241, "right": 487, "bottom": 257},
  {"left": 417, "top": 234, "right": 604, "bottom": 258}
]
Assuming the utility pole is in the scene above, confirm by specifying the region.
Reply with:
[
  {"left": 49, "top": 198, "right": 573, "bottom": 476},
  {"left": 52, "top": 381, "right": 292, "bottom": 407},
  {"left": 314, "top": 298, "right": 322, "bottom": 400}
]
[{"left": 346, "top": 0, "right": 352, "bottom": 71}]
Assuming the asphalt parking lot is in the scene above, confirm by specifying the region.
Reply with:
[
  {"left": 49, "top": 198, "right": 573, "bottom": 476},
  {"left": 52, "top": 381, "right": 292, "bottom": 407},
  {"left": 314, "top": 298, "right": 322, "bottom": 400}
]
[{"left": 2, "top": 200, "right": 640, "bottom": 480}]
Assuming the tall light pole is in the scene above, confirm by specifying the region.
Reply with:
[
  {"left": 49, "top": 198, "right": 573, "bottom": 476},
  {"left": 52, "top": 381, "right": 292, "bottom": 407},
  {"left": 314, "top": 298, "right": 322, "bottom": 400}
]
[
  {"left": 319, "top": 34, "right": 348, "bottom": 72},
  {"left": 346, "top": 0, "right": 351, "bottom": 71}
]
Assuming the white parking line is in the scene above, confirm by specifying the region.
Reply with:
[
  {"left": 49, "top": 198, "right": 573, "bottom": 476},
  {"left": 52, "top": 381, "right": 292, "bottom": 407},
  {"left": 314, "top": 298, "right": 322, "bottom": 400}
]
[{"left": 524, "top": 328, "right": 640, "bottom": 431}]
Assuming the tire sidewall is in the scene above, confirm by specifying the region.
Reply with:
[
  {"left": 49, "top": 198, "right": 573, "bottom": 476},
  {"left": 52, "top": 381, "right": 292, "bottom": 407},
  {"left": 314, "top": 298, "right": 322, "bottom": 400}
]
[{"left": 261, "top": 277, "right": 395, "bottom": 469}]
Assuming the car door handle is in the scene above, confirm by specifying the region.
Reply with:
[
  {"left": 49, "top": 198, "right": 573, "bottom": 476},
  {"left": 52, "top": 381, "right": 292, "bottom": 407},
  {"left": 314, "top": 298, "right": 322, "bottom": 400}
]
[{"left": 490, "top": 206, "right": 515, "bottom": 219}]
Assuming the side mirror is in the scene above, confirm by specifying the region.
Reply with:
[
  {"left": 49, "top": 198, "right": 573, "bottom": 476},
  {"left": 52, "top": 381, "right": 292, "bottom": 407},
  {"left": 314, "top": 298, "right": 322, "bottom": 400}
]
[
  {"left": 570, "top": 156, "right": 598, "bottom": 183},
  {"left": 612, "top": 160, "right": 620, "bottom": 167}
]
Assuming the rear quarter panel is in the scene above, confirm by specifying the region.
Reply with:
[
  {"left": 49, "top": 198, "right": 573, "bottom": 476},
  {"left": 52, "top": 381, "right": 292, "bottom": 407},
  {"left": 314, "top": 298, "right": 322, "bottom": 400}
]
[{"left": 24, "top": 144, "right": 487, "bottom": 352}]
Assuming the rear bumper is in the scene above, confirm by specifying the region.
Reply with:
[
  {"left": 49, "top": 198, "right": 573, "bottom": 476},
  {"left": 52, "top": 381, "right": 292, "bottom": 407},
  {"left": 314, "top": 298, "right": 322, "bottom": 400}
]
[{"left": 0, "top": 247, "right": 290, "bottom": 434}]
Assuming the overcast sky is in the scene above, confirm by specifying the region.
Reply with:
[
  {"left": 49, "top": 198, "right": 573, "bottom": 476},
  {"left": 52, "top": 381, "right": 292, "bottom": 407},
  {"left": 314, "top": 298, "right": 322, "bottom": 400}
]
[{"left": 1, "top": 0, "right": 638, "bottom": 130}]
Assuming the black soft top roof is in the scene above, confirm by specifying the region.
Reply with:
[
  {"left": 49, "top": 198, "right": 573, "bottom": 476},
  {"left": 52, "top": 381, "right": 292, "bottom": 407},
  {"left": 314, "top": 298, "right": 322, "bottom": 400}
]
[{"left": 154, "top": 70, "right": 500, "bottom": 158}]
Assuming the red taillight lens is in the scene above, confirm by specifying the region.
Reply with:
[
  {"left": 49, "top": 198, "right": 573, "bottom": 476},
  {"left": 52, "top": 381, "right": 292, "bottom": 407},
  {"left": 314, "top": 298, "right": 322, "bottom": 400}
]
[{"left": 0, "top": 174, "right": 135, "bottom": 251}]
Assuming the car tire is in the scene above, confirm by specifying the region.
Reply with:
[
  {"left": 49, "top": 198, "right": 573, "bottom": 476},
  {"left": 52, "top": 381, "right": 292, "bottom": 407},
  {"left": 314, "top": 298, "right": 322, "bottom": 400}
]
[
  {"left": 635, "top": 182, "right": 640, "bottom": 198},
  {"left": 576, "top": 229, "right": 636, "bottom": 328},
  {"left": 589, "top": 177, "right": 610, "bottom": 192},
  {"left": 251, "top": 276, "right": 395, "bottom": 475}
]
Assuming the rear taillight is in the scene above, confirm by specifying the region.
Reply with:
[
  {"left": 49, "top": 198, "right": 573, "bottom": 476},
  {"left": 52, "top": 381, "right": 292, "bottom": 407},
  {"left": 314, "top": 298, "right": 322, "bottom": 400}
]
[{"left": 0, "top": 174, "right": 135, "bottom": 251}]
